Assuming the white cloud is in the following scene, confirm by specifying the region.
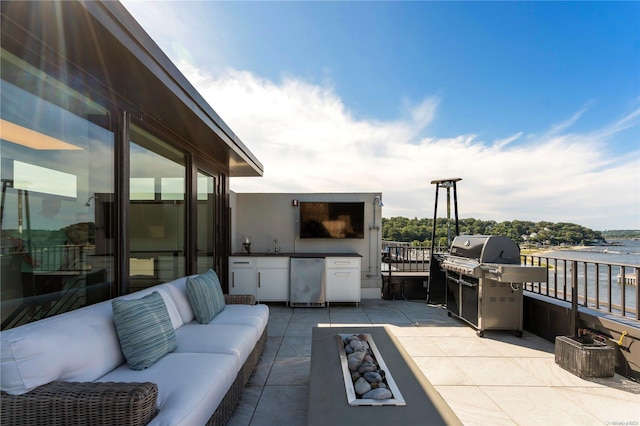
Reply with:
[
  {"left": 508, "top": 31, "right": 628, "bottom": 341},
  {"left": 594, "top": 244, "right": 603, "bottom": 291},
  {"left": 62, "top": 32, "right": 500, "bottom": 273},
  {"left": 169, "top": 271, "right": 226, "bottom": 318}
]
[
  {"left": 492, "top": 132, "right": 524, "bottom": 150},
  {"left": 546, "top": 103, "right": 592, "bottom": 136},
  {"left": 179, "top": 62, "right": 640, "bottom": 230}
]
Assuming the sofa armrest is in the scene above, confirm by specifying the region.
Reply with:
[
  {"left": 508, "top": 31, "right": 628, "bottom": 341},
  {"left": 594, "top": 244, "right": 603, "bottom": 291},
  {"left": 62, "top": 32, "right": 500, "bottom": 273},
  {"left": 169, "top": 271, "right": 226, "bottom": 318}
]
[
  {"left": 224, "top": 294, "right": 256, "bottom": 305},
  {"left": 1, "top": 381, "right": 158, "bottom": 426}
]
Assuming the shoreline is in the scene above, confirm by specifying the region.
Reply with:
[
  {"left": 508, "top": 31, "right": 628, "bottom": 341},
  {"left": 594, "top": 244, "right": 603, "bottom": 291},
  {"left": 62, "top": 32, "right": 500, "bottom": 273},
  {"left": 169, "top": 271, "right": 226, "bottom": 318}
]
[
  {"left": 522, "top": 241, "right": 638, "bottom": 257},
  {"left": 520, "top": 245, "right": 583, "bottom": 256},
  {"left": 519, "top": 245, "right": 633, "bottom": 257}
]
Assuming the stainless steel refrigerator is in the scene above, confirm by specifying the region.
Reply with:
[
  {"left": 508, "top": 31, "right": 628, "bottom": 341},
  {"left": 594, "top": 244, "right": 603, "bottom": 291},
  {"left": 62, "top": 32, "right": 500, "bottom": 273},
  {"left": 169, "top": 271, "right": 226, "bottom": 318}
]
[{"left": 289, "top": 257, "right": 325, "bottom": 307}]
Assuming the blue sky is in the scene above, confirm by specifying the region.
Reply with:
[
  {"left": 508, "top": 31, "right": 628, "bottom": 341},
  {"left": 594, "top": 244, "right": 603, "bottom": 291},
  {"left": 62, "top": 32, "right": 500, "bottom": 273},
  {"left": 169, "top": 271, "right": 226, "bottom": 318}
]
[{"left": 121, "top": 1, "right": 640, "bottom": 230}]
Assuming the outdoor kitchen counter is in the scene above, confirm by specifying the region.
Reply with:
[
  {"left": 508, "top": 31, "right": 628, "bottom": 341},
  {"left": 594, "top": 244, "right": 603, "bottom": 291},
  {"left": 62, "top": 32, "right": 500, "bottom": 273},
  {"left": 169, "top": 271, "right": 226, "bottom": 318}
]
[{"left": 228, "top": 254, "right": 363, "bottom": 304}]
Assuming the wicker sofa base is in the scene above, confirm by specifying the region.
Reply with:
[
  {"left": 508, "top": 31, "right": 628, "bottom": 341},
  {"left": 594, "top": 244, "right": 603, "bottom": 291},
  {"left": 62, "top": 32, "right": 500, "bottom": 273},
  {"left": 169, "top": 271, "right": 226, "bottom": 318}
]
[
  {"left": 1, "top": 381, "right": 159, "bottom": 426},
  {"left": 207, "top": 326, "right": 267, "bottom": 426}
]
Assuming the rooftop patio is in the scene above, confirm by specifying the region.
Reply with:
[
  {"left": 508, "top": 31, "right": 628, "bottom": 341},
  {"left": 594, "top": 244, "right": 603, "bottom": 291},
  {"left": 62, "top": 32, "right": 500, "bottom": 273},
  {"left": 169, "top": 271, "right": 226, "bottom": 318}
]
[{"left": 228, "top": 299, "right": 640, "bottom": 426}]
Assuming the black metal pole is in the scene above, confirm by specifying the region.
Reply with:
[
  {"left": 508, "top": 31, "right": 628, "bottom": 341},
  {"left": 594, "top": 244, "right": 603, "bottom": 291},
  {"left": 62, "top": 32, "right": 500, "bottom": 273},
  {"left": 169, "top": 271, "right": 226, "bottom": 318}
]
[
  {"left": 430, "top": 183, "right": 440, "bottom": 258},
  {"left": 452, "top": 181, "right": 459, "bottom": 236},
  {"left": 571, "top": 260, "right": 578, "bottom": 337},
  {"left": 428, "top": 183, "right": 440, "bottom": 296},
  {"left": 446, "top": 185, "right": 451, "bottom": 247}
]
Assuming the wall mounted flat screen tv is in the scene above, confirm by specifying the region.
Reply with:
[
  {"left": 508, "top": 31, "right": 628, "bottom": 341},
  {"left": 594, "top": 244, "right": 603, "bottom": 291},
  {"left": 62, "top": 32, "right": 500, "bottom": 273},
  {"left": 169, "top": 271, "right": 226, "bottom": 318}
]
[{"left": 299, "top": 202, "right": 365, "bottom": 239}]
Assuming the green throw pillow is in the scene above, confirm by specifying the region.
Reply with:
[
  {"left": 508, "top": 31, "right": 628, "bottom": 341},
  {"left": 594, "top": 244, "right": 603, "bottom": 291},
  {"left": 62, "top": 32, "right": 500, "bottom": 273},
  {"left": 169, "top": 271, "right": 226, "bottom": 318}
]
[
  {"left": 203, "top": 269, "right": 226, "bottom": 314},
  {"left": 112, "top": 291, "right": 177, "bottom": 370},
  {"left": 186, "top": 269, "right": 226, "bottom": 324}
]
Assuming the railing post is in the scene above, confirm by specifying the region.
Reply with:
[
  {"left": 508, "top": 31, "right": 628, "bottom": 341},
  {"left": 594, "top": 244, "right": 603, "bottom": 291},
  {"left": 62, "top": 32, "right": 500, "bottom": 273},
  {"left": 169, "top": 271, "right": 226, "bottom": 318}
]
[
  {"left": 571, "top": 260, "right": 578, "bottom": 337},
  {"left": 554, "top": 259, "right": 558, "bottom": 298},
  {"left": 621, "top": 266, "right": 626, "bottom": 317},
  {"left": 563, "top": 260, "right": 568, "bottom": 301},
  {"left": 583, "top": 261, "right": 588, "bottom": 307},
  {"left": 545, "top": 257, "right": 550, "bottom": 296},
  {"left": 595, "top": 263, "right": 600, "bottom": 310},
  {"left": 607, "top": 265, "right": 612, "bottom": 313},
  {"left": 636, "top": 267, "right": 640, "bottom": 320}
]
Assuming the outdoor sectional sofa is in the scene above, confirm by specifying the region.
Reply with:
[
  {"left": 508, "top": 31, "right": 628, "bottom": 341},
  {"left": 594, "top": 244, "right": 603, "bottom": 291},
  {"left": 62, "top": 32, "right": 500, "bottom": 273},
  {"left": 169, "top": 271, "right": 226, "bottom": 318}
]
[{"left": 0, "top": 270, "right": 268, "bottom": 426}]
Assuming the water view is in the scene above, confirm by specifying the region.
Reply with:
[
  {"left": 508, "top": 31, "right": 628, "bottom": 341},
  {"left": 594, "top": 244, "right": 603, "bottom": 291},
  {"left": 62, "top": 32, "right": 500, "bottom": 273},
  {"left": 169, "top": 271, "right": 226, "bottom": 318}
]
[
  {"left": 542, "top": 239, "right": 640, "bottom": 263},
  {"left": 526, "top": 240, "right": 639, "bottom": 317}
]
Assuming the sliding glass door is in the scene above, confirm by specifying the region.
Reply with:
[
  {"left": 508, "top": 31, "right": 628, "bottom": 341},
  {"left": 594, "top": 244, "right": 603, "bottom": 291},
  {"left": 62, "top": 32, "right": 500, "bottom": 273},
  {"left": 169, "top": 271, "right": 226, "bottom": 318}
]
[
  {"left": 129, "top": 125, "right": 186, "bottom": 291},
  {"left": 196, "top": 170, "right": 217, "bottom": 273}
]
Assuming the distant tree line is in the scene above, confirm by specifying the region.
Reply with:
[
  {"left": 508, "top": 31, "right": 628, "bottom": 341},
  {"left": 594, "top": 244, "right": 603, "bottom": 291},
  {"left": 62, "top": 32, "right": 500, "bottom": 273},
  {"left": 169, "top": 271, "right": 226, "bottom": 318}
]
[
  {"left": 600, "top": 230, "right": 640, "bottom": 239},
  {"left": 381, "top": 217, "right": 607, "bottom": 247}
]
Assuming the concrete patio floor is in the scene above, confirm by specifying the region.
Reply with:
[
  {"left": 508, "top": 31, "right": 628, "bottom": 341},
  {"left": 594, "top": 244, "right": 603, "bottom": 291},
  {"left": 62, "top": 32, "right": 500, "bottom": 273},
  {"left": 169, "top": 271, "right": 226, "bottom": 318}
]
[{"left": 228, "top": 299, "right": 640, "bottom": 426}]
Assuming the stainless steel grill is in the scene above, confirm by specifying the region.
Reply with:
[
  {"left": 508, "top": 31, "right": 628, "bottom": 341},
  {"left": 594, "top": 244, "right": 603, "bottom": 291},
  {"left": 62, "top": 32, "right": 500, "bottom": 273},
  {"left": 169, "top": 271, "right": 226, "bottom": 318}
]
[{"left": 441, "top": 235, "right": 547, "bottom": 337}]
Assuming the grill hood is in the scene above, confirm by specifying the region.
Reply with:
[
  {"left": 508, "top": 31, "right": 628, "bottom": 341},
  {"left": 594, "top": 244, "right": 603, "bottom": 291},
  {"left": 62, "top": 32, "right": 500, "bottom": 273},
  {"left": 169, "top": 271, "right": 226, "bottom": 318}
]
[{"left": 449, "top": 235, "right": 520, "bottom": 265}]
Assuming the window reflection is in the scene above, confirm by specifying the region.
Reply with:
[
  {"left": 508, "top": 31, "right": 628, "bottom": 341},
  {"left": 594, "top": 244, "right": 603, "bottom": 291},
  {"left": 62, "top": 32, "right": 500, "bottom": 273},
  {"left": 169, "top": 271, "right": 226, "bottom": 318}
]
[
  {"left": 129, "top": 125, "right": 186, "bottom": 290},
  {"left": 13, "top": 161, "right": 78, "bottom": 198},
  {"left": 130, "top": 178, "right": 155, "bottom": 201},
  {"left": 0, "top": 47, "right": 114, "bottom": 330},
  {"left": 197, "top": 171, "right": 216, "bottom": 273}
]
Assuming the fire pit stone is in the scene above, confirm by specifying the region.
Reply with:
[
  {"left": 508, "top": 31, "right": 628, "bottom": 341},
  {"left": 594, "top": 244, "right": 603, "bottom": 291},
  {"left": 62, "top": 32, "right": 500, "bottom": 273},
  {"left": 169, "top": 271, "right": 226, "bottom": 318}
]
[{"left": 339, "top": 333, "right": 403, "bottom": 404}]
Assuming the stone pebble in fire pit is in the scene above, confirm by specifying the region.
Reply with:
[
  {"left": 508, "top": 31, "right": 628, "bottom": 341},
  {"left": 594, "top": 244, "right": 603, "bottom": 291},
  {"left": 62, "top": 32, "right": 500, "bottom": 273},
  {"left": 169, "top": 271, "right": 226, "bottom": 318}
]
[{"left": 343, "top": 334, "right": 394, "bottom": 400}]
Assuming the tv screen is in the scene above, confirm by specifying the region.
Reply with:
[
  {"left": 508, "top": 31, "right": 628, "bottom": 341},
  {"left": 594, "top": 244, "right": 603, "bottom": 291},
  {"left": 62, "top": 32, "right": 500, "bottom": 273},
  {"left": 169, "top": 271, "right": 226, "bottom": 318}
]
[{"left": 299, "top": 202, "right": 365, "bottom": 239}]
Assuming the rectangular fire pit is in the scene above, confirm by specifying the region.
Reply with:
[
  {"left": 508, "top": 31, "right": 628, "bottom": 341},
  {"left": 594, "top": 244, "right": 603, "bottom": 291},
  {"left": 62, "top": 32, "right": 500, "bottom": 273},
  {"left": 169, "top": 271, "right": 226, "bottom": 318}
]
[{"left": 308, "top": 327, "right": 461, "bottom": 426}]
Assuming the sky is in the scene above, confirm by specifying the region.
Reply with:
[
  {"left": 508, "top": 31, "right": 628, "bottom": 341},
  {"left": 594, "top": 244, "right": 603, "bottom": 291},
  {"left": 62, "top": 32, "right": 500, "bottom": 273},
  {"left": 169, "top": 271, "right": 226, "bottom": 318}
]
[{"left": 121, "top": 1, "right": 640, "bottom": 231}]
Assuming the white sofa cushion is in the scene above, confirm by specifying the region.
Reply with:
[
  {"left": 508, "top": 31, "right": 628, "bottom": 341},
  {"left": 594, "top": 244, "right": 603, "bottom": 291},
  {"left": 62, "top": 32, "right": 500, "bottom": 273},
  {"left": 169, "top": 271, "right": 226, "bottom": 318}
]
[
  {"left": 0, "top": 301, "right": 124, "bottom": 395},
  {"left": 97, "top": 352, "right": 237, "bottom": 426},
  {"left": 209, "top": 304, "right": 269, "bottom": 341},
  {"left": 156, "top": 289, "right": 183, "bottom": 330},
  {"left": 175, "top": 323, "right": 257, "bottom": 370},
  {"left": 158, "top": 277, "right": 195, "bottom": 324}
]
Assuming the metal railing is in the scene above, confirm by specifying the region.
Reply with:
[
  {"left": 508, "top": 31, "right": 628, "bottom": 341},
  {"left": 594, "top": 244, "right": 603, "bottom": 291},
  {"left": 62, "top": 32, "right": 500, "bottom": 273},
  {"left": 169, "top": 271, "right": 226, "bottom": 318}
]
[
  {"left": 381, "top": 245, "right": 431, "bottom": 273},
  {"left": 521, "top": 254, "right": 639, "bottom": 320},
  {"left": 29, "top": 244, "right": 88, "bottom": 271}
]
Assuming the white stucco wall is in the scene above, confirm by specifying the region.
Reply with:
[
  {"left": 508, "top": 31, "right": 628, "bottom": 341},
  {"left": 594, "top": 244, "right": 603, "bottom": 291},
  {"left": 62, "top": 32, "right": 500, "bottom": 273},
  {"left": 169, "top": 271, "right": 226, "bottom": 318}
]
[{"left": 230, "top": 192, "right": 383, "bottom": 299}]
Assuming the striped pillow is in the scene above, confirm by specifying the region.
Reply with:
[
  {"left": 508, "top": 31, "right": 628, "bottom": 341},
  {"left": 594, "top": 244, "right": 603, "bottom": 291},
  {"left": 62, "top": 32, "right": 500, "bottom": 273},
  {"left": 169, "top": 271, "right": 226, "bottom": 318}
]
[
  {"left": 186, "top": 269, "right": 225, "bottom": 324},
  {"left": 112, "top": 291, "right": 177, "bottom": 370},
  {"left": 202, "top": 269, "right": 226, "bottom": 315}
]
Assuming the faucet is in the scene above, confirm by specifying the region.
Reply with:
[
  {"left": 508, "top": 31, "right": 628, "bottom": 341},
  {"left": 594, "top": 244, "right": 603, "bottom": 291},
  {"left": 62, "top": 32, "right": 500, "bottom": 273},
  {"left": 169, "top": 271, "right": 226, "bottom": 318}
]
[{"left": 273, "top": 239, "right": 280, "bottom": 254}]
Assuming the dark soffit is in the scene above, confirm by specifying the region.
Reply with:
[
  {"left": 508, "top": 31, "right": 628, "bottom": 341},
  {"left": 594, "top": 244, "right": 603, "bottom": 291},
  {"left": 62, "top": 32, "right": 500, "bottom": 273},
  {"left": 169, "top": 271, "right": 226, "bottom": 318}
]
[{"left": 1, "top": 0, "right": 263, "bottom": 177}]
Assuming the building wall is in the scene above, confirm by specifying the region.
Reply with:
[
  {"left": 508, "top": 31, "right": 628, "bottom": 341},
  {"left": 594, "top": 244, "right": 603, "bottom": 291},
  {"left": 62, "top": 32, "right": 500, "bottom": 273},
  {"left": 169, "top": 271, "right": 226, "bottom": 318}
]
[{"left": 231, "top": 192, "right": 384, "bottom": 299}]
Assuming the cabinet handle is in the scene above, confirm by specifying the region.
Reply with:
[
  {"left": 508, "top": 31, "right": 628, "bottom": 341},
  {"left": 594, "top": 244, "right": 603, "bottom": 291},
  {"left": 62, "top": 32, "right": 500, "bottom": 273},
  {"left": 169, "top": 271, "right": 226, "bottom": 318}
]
[
  {"left": 258, "top": 272, "right": 261, "bottom": 288},
  {"left": 233, "top": 261, "right": 250, "bottom": 264},
  {"left": 334, "top": 272, "right": 350, "bottom": 276},
  {"left": 334, "top": 261, "right": 350, "bottom": 266},
  {"left": 232, "top": 272, "right": 235, "bottom": 288}
]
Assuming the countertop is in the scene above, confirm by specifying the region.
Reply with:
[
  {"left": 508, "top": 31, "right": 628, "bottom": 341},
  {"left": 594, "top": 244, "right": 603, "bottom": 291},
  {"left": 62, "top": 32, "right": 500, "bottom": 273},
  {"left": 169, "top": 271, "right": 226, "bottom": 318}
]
[{"left": 230, "top": 252, "right": 362, "bottom": 257}]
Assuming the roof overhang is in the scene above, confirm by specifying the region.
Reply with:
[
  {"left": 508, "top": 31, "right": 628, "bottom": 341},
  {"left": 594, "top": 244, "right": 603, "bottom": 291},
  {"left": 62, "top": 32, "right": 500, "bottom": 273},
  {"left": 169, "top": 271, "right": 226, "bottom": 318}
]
[{"left": 1, "top": 0, "right": 263, "bottom": 177}]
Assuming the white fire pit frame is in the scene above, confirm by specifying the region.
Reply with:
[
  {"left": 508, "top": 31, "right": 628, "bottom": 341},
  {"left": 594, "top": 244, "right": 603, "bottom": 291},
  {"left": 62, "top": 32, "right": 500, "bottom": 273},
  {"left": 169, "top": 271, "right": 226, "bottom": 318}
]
[{"left": 336, "top": 333, "right": 406, "bottom": 406}]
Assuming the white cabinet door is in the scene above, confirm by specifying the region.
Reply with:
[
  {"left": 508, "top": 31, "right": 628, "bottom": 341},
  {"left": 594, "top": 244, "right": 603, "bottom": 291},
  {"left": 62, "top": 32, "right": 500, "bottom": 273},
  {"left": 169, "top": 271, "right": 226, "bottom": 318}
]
[
  {"left": 256, "top": 257, "right": 289, "bottom": 302},
  {"left": 229, "top": 257, "right": 255, "bottom": 296},
  {"left": 325, "top": 257, "right": 361, "bottom": 304},
  {"left": 257, "top": 267, "right": 289, "bottom": 301}
]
